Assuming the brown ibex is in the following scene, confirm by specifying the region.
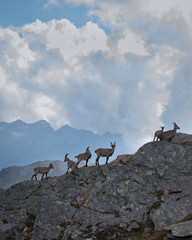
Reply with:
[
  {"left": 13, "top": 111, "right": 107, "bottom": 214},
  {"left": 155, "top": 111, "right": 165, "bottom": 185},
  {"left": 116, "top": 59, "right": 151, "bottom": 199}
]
[
  {"left": 31, "top": 163, "right": 54, "bottom": 180},
  {"left": 153, "top": 126, "right": 165, "bottom": 141},
  {"left": 64, "top": 153, "right": 78, "bottom": 174},
  {"left": 75, "top": 147, "right": 92, "bottom": 167},
  {"left": 161, "top": 122, "right": 180, "bottom": 142},
  {"left": 95, "top": 142, "right": 116, "bottom": 166}
]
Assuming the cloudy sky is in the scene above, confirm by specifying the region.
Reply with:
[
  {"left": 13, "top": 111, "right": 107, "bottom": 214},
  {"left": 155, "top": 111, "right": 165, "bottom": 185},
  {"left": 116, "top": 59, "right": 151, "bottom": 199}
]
[{"left": 0, "top": 0, "right": 192, "bottom": 153}]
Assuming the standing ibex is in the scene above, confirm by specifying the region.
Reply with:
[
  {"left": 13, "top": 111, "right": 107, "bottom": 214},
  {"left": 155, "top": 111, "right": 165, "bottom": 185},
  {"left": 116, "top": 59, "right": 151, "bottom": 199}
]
[
  {"left": 31, "top": 163, "right": 54, "bottom": 180},
  {"left": 64, "top": 153, "right": 78, "bottom": 174},
  {"left": 75, "top": 147, "right": 92, "bottom": 167},
  {"left": 161, "top": 122, "right": 180, "bottom": 142},
  {"left": 95, "top": 142, "right": 116, "bottom": 166},
  {"left": 153, "top": 126, "right": 165, "bottom": 141}
]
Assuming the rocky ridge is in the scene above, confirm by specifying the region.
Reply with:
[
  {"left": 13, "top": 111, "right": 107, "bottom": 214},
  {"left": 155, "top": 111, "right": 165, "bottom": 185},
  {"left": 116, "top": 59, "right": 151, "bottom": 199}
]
[{"left": 1, "top": 133, "right": 192, "bottom": 239}]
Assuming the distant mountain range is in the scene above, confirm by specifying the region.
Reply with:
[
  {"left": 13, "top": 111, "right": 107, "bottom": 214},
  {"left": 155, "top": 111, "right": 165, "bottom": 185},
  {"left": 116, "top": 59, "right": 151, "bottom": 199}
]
[{"left": 0, "top": 120, "right": 128, "bottom": 170}]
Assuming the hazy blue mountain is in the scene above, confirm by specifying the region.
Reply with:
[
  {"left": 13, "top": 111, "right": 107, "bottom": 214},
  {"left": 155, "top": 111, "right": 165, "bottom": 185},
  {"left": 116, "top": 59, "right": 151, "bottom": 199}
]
[{"left": 0, "top": 120, "right": 128, "bottom": 170}]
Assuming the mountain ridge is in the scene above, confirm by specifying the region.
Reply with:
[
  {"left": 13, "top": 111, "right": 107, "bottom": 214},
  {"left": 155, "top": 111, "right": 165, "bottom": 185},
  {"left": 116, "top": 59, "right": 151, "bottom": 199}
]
[
  {"left": 1, "top": 134, "right": 192, "bottom": 239},
  {"left": 0, "top": 119, "right": 127, "bottom": 170}
]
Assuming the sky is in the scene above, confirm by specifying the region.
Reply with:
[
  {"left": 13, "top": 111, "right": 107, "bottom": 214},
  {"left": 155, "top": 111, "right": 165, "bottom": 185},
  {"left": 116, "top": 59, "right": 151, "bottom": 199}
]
[{"left": 0, "top": 0, "right": 192, "bottom": 153}]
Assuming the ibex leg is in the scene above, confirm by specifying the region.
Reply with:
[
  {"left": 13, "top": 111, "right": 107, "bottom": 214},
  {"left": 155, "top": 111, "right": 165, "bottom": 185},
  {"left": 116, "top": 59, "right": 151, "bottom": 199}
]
[
  {"left": 96, "top": 156, "right": 100, "bottom": 166},
  {"left": 85, "top": 160, "right": 88, "bottom": 167},
  {"left": 66, "top": 167, "right": 69, "bottom": 174},
  {"left": 31, "top": 174, "right": 35, "bottom": 180}
]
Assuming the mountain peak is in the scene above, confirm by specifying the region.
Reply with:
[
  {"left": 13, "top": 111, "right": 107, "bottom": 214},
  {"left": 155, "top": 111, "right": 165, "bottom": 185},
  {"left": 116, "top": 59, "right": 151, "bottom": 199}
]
[
  {"left": 33, "top": 120, "right": 51, "bottom": 127},
  {"left": 10, "top": 119, "right": 52, "bottom": 129},
  {"left": 12, "top": 119, "right": 26, "bottom": 125}
]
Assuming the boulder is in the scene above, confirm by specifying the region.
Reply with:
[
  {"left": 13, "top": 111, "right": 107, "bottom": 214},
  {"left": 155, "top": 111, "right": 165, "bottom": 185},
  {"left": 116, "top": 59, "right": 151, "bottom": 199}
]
[{"left": 165, "top": 220, "right": 192, "bottom": 238}]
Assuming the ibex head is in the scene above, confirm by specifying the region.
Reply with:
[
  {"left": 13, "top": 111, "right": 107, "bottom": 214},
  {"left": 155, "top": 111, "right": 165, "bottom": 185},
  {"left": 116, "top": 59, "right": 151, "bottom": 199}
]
[
  {"left": 64, "top": 153, "right": 69, "bottom": 161},
  {"left": 173, "top": 122, "right": 180, "bottom": 130},
  {"left": 110, "top": 142, "right": 116, "bottom": 149},
  {"left": 49, "top": 163, "right": 54, "bottom": 169}
]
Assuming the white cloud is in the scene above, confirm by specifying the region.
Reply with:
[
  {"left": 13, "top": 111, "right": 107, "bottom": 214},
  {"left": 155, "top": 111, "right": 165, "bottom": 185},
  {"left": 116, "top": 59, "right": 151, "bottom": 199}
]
[
  {"left": 22, "top": 19, "right": 108, "bottom": 65},
  {"left": 135, "top": 0, "right": 192, "bottom": 22},
  {"left": 22, "top": 19, "right": 49, "bottom": 34},
  {"left": 147, "top": 45, "right": 184, "bottom": 89},
  {"left": 31, "top": 94, "right": 68, "bottom": 126},
  {"left": 1, "top": 0, "right": 192, "bottom": 153},
  {"left": 0, "top": 65, "right": 29, "bottom": 122},
  {"left": 44, "top": 0, "right": 60, "bottom": 8},
  {"left": 0, "top": 28, "right": 36, "bottom": 70},
  {"left": 117, "top": 28, "right": 148, "bottom": 56},
  {"left": 68, "top": 0, "right": 192, "bottom": 26},
  {"left": 65, "top": 0, "right": 95, "bottom": 5}
]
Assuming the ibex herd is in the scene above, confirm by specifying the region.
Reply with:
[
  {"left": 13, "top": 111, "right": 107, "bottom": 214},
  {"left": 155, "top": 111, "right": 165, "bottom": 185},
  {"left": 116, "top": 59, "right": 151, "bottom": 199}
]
[
  {"left": 31, "top": 122, "right": 180, "bottom": 179},
  {"left": 153, "top": 122, "right": 180, "bottom": 142},
  {"left": 64, "top": 142, "right": 116, "bottom": 174},
  {"left": 31, "top": 142, "right": 116, "bottom": 179}
]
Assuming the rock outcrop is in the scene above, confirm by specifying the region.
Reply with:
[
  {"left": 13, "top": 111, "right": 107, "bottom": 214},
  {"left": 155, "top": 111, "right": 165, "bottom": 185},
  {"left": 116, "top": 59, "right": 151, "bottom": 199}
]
[{"left": 1, "top": 133, "right": 192, "bottom": 239}]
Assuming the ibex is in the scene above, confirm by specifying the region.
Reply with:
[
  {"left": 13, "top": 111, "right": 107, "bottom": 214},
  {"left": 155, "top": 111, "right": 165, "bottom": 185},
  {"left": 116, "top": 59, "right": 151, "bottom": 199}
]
[
  {"left": 64, "top": 153, "right": 78, "bottom": 174},
  {"left": 95, "top": 142, "right": 116, "bottom": 166},
  {"left": 75, "top": 147, "right": 92, "bottom": 167},
  {"left": 161, "top": 122, "right": 180, "bottom": 142},
  {"left": 31, "top": 163, "right": 54, "bottom": 180},
  {"left": 153, "top": 126, "right": 165, "bottom": 141}
]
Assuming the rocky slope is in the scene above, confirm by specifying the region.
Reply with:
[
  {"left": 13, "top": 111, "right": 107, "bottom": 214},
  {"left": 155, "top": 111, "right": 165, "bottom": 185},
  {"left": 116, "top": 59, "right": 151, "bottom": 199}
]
[{"left": 1, "top": 133, "right": 192, "bottom": 240}]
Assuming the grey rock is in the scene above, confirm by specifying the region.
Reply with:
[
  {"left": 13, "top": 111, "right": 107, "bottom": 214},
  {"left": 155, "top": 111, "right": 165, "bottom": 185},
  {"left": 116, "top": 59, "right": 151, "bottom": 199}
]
[
  {"left": 173, "top": 132, "right": 192, "bottom": 142},
  {"left": 165, "top": 221, "right": 192, "bottom": 237},
  {"left": 1, "top": 133, "right": 192, "bottom": 239}
]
